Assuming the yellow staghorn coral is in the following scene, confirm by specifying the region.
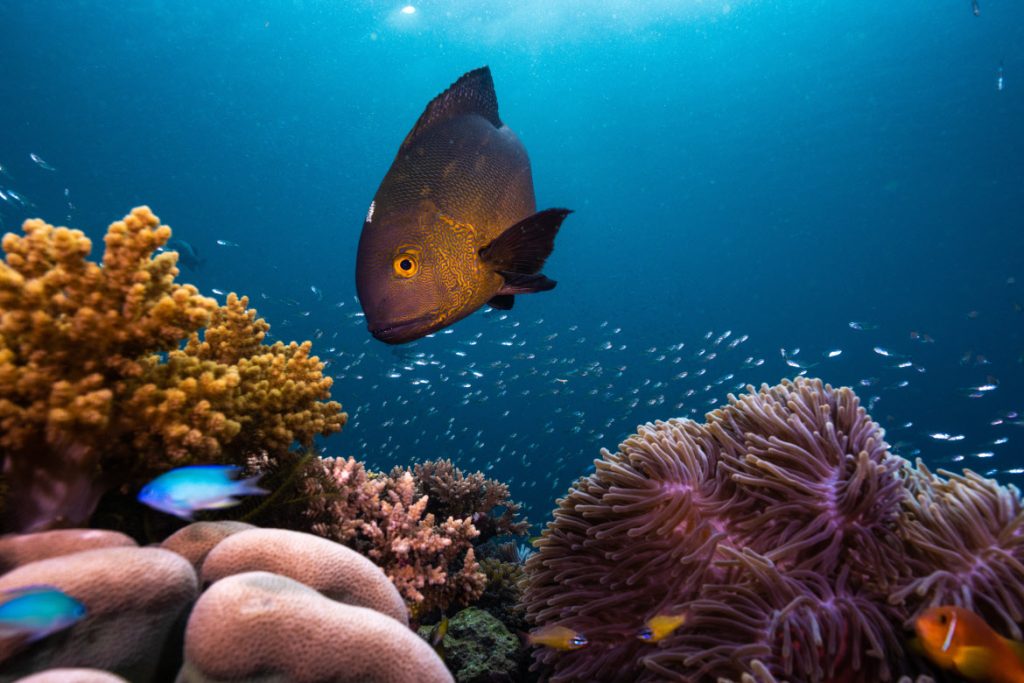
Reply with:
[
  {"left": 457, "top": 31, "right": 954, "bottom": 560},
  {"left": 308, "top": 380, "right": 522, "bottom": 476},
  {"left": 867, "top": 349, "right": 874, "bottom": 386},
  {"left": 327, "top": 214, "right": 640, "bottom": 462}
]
[{"left": 0, "top": 207, "right": 346, "bottom": 532}]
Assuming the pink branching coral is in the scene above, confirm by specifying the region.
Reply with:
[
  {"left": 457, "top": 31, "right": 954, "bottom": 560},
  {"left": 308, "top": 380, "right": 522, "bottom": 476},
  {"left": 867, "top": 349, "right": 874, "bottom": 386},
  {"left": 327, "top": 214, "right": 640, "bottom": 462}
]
[
  {"left": 522, "top": 378, "right": 988, "bottom": 682},
  {"left": 302, "top": 456, "right": 487, "bottom": 616},
  {"left": 409, "top": 458, "right": 529, "bottom": 542}
]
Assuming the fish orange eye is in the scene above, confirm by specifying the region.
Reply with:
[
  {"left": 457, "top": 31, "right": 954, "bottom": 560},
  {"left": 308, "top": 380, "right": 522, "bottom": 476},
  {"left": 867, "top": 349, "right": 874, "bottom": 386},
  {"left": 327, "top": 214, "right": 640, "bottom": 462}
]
[{"left": 393, "top": 251, "right": 419, "bottom": 278}]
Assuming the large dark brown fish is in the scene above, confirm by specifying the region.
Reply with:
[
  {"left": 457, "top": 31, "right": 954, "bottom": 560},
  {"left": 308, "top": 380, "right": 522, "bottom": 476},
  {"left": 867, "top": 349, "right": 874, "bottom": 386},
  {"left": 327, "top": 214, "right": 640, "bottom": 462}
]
[{"left": 356, "top": 66, "right": 570, "bottom": 344}]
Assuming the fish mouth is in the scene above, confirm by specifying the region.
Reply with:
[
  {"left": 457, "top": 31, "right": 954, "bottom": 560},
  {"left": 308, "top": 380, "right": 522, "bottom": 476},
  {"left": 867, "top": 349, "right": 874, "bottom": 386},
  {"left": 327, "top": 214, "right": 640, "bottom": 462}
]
[{"left": 369, "top": 315, "right": 435, "bottom": 344}]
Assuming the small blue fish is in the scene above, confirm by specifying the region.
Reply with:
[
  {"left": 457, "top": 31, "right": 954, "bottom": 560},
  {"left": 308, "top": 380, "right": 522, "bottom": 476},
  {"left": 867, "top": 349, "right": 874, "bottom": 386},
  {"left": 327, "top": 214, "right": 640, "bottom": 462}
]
[
  {"left": 137, "top": 465, "right": 268, "bottom": 520},
  {"left": 0, "top": 586, "right": 86, "bottom": 642}
]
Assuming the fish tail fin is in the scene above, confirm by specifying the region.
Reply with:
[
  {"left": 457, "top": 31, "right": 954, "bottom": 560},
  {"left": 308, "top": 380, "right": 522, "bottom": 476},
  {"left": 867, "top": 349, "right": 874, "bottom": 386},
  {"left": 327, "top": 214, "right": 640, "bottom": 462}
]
[
  {"left": 238, "top": 474, "right": 270, "bottom": 496},
  {"left": 480, "top": 208, "right": 571, "bottom": 296}
]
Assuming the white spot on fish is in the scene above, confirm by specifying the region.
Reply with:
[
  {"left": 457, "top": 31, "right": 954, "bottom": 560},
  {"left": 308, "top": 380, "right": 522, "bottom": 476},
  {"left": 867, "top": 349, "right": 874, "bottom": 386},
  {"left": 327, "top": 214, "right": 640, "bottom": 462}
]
[{"left": 366, "top": 201, "right": 376, "bottom": 223}]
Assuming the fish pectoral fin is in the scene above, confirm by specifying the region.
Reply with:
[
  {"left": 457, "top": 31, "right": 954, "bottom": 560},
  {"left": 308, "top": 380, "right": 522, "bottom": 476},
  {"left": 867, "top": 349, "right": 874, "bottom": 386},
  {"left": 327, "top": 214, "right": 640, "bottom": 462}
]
[
  {"left": 401, "top": 66, "right": 502, "bottom": 151},
  {"left": 480, "top": 208, "right": 572, "bottom": 274},
  {"left": 497, "top": 271, "right": 557, "bottom": 295},
  {"left": 487, "top": 294, "right": 515, "bottom": 310},
  {"left": 954, "top": 645, "right": 994, "bottom": 679}
]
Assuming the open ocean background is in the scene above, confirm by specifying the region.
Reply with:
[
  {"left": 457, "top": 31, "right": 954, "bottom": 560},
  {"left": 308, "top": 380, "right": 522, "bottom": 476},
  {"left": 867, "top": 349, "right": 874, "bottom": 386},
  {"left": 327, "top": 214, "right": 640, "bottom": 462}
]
[{"left": 1, "top": 0, "right": 1022, "bottom": 525}]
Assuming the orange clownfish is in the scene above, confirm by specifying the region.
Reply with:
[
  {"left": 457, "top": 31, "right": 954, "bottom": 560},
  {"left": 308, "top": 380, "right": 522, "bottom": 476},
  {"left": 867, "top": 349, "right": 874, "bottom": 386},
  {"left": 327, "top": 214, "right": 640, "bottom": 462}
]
[
  {"left": 914, "top": 606, "right": 1024, "bottom": 683},
  {"left": 527, "top": 625, "right": 588, "bottom": 651},
  {"left": 636, "top": 612, "right": 687, "bottom": 643}
]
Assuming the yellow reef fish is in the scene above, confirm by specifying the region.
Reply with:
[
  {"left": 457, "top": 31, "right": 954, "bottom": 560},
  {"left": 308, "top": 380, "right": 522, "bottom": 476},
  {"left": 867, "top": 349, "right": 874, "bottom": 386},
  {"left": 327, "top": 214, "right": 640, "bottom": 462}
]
[
  {"left": 914, "top": 606, "right": 1024, "bottom": 683},
  {"left": 356, "top": 66, "right": 571, "bottom": 344},
  {"left": 527, "top": 625, "right": 589, "bottom": 651},
  {"left": 636, "top": 612, "right": 687, "bottom": 643}
]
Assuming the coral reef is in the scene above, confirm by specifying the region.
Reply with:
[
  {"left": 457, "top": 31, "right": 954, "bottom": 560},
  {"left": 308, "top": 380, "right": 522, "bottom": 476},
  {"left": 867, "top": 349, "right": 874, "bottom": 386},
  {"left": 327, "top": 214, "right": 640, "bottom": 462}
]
[
  {"left": 180, "top": 571, "right": 452, "bottom": 683},
  {"left": 199, "top": 527, "right": 408, "bottom": 624},
  {"left": 159, "top": 521, "right": 256, "bottom": 575},
  {"left": 418, "top": 607, "right": 521, "bottom": 683},
  {"left": 477, "top": 556, "right": 529, "bottom": 633},
  {"left": 0, "top": 546, "right": 197, "bottom": 681},
  {"left": 13, "top": 669, "right": 129, "bottom": 683},
  {"left": 0, "top": 529, "right": 135, "bottom": 573},
  {"left": 302, "top": 456, "right": 487, "bottom": 616},
  {"left": 0, "top": 207, "right": 346, "bottom": 532},
  {"left": 409, "top": 459, "right": 530, "bottom": 543},
  {"left": 0, "top": 523, "right": 451, "bottom": 682},
  {"left": 522, "top": 378, "right": 1022, "bottom": 682}
]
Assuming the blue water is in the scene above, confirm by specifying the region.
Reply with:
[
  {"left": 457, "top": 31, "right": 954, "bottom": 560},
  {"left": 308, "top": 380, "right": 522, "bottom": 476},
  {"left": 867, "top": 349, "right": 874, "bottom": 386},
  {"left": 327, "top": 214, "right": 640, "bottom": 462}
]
[{"left": 2, "top": 1, "right": 1022, "bottom": 521}]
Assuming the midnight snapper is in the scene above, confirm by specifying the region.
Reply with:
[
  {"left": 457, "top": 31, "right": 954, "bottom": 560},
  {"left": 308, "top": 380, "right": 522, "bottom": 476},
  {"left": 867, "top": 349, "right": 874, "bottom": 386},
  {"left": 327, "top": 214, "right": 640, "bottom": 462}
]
[{"left": 356, "top": 66, "right": 571, "bottom": 344}]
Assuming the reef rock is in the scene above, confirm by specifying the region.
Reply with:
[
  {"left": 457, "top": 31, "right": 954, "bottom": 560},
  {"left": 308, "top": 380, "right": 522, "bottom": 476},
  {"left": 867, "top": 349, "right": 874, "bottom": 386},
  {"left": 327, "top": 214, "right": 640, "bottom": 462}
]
[
  {"left": 0, "top": 546, "right": 197, "bottom": 682},
  {"left": 178, "top": 571, "right": 452, "bottom": 683},
  {"left": 421, "top": 607, "right": 521, "bottom": 683}
]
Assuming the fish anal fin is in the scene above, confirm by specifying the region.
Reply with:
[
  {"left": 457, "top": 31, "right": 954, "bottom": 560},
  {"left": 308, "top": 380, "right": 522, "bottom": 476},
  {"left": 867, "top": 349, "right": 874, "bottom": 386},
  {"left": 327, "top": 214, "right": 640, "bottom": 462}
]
[
  {"left": 1007, "top": 637, "right": 1024, "bottom": 664},
  {"left": 955, "top": 645, "right": 995, "bottom": 679},
  {"left": 498, "top": 271, "right": 556, "bottom": 295},
  {"left": 480, "top": 208, "right": 571, "bottom": 274},
  {"left": 401, "top": 67, "right": 501, "bottom": 151},
  {"left": 487, "top": 294, "right": 515, "bottom": 310},
  {"left": 204, "top": 498, "right": 243, "bottom": 510}
]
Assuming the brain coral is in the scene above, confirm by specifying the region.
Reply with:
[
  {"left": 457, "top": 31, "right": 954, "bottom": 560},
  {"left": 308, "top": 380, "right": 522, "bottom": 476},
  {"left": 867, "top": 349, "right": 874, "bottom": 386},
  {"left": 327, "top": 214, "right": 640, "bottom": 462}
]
[
  {"left": 0, "top": 207, "right": 346, "bottom": 532},
  {"left": 522, "top": 377, "right": 1009, "bottom": 682}
]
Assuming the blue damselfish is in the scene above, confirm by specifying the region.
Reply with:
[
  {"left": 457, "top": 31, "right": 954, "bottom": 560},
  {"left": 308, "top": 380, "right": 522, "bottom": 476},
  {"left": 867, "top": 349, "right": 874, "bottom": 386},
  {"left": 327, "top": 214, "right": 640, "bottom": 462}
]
[
  {"left": 137, "top": 465, "right": 268, "bottom": 520},
  {"left": 0, "top": 586, "right": 86, "bottom": 642}
]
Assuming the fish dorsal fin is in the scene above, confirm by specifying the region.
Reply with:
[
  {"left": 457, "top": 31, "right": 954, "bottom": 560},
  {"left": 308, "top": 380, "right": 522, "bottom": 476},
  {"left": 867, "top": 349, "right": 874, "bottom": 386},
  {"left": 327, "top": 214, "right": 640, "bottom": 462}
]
[{"left": 401, "top": 67, "right": 501, "bottom": 150}]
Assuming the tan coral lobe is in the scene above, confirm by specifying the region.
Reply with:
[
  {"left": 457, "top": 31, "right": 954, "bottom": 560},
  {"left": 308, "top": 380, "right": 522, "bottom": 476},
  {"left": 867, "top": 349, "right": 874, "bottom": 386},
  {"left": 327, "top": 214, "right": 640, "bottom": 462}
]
[{"left": 180, "top": 571, "right": 452, "bottom": 683}]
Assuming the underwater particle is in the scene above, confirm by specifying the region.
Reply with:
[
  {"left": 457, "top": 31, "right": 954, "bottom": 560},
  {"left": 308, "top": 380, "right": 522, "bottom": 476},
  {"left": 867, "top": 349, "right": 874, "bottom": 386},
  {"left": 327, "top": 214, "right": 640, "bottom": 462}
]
[
  {"left": 0, "top": 586, "right": 85, "bottom": 643},
  {"left": 401, "top": 4, "right": 416, "bottom": 14},
  {"left": 826, "top": 349, "right": 843, "bottom": 358},
  {"left": 137, "top": 465, "right": 268, "bottom": 521},
  {"left": 215, "top": 239, "right": 239, "bottom": 247},
  {"left": 356, "top": 66, "right": 570, "bottom": 344},
  {"left": 849, "top": 321, "right": 879, "bottom": 331},
  {"left": 29, "top": 153, "right": 55, "bottom": 171}
]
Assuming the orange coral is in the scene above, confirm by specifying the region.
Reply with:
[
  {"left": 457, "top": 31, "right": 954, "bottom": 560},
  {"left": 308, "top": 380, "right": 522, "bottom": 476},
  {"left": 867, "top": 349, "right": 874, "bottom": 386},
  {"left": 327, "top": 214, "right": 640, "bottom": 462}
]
[{"left": 0, "top": 207, "right": 346, "bottom": 532}]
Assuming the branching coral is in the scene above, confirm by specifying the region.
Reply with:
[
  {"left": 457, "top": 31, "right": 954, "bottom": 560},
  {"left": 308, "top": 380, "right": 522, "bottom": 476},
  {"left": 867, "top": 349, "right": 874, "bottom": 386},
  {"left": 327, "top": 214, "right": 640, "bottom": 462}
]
[
  {"left": 522, "top": 378, "right": 952, "bottom": 683},
  {"left": 0, "top": 208, "right": 346, "bottom": 532},
  {"left": 409, "top": 458, "right": 529, "bottom": 542},
  {"left": 302, "top": 456, "right": 486, "bottom": 616}
]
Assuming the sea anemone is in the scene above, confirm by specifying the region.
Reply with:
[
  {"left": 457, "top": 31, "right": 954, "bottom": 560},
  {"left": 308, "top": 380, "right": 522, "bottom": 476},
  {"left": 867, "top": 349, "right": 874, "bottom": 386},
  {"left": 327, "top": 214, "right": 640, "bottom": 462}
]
[
  {"left": 892, "top": 461, "right": 1024, "bottom": 638},
  {"left": 522, "top": 378, "right": 925, "bottom": 682}
]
